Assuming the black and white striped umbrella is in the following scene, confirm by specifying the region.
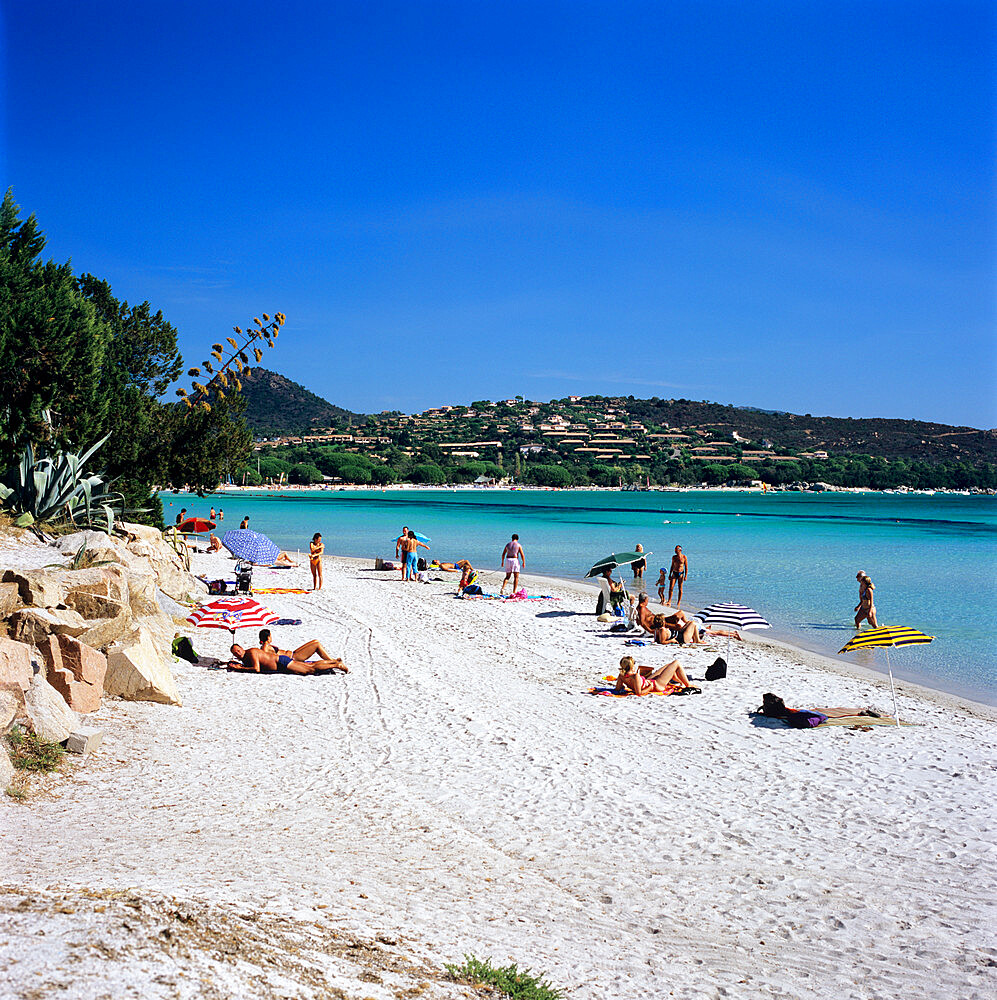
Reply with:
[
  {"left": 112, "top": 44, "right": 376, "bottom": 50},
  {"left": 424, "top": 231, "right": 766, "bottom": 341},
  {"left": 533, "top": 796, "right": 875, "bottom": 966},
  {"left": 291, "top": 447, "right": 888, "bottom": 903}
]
[
  {"left": 693, "top": 602, "right": 770, "bottom": 663},
  {"left": 693, "top": 602, "right": 771, "bottom": 632}
]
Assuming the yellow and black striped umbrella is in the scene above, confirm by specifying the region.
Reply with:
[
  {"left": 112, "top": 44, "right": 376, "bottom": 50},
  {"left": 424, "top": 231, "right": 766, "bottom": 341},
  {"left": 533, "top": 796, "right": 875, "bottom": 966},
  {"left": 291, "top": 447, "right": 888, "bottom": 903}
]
[{"left": 838, "top": 626, "right": 935, "bottom": 654}]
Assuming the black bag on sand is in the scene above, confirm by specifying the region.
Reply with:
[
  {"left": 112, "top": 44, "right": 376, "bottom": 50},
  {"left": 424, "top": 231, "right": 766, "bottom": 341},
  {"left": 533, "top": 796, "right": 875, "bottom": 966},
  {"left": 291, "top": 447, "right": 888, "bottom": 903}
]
[
  {"left": 418, "top": 557, "right": 428, "bottom": 571},
  {"left": 705, "top": 657, "right": 727, "bottom": 681}
]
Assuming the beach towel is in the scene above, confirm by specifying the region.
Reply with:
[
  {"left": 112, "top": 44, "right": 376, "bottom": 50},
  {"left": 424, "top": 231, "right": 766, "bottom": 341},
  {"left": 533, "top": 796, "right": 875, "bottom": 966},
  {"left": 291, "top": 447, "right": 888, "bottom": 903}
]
[
  {"left": 587, "top": 675, "right": 681, "bottom": 697},
  {"left": 274, "top": 618, "right": 302, "bottom": 626},
  {"left": 253, "top": 587, "right": 308, "bottom": 595}
]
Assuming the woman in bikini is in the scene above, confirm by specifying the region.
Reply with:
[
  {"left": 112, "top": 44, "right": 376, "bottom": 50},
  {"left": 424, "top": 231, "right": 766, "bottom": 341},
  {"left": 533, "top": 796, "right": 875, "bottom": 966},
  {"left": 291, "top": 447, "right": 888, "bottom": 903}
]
[
  {"left": 613, "top": 655, "right": 700, "bottom": 695},
  {"left": 309, "top": 532, "right": 324, "bottom": 591},
  {"left": 854, "top": 572, "right": 877, "bottom": 628}
]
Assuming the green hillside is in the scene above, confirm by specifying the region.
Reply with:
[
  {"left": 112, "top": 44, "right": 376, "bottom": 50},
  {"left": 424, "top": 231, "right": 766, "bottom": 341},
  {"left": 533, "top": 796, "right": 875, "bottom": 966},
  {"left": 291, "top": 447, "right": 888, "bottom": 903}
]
[{"left": 235, "top": 368, "right": 362, "bottom": 435}]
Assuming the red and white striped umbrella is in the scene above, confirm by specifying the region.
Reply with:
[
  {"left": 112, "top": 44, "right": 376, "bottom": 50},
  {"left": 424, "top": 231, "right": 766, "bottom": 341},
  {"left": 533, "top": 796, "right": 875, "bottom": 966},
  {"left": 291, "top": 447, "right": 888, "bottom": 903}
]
[{"left": 186, "top": 596, "right": 279, "bottom": 635}]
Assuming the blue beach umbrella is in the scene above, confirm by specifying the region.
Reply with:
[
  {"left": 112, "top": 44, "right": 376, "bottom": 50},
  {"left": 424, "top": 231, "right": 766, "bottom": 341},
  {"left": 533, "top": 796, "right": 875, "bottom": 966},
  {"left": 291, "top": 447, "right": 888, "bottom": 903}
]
[
  {"left": 222, "top": 528, "right": 280, "bottom": 565},
  {"left": 392, "top": 531, "right": 431, "bottom": 544}
]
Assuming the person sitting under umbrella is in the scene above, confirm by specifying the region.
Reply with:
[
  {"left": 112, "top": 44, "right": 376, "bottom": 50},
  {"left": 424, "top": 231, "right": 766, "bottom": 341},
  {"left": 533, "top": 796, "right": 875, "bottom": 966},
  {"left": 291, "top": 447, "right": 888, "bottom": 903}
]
[{"left": 228, "top": 636, "right": 348, "bottom": 674}]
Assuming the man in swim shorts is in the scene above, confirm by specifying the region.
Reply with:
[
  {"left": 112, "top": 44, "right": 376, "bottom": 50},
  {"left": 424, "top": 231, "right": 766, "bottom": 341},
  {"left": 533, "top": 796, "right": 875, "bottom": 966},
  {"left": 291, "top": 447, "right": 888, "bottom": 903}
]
[
  {"left": 500, "top": 533, "right": 525, "bottom": 595},
  {"left": 666, "top": 545, "right": 688, "bottom": 607},
  {"left": 400, "top": 529, "right": 429, "bottom": 582},
  {"left": 229, "top": 639, "right": 348, "bottom": 674}
]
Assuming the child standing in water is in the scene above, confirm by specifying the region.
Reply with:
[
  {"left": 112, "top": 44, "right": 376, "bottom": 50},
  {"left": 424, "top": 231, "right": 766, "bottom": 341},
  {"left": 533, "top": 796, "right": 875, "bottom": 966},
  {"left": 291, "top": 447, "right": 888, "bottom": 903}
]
[
  {"left": 310, "top": 532, "right": 324, "bottom": 591},
  {"left": 656, "top": 567, "right": 667, "bottom": 604}
]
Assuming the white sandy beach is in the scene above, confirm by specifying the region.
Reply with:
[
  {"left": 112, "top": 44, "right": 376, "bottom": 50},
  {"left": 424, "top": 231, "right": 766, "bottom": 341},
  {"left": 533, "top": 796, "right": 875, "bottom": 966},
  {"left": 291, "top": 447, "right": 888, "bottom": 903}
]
[{"left": 3, "top": 549, "right": 996, "bottom": 999}]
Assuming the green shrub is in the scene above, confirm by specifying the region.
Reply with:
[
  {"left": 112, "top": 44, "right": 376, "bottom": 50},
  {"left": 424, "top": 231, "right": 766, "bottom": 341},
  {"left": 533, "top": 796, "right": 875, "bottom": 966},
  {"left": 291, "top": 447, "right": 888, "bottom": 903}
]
[{"left": 444, "top": 955, "right": 564, "bottom": 1000}]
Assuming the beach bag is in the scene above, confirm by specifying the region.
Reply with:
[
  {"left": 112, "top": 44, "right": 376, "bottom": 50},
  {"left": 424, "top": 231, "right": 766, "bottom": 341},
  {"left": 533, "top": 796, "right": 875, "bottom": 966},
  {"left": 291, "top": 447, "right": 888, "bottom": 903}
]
[
  {"left": 786, "top": 709, "right": 828, "bottom": 728},
  {"left": 418, "top": 557, "right": 427, "bottom": 571},
  {"left": 172, "top": 636, "right": 198, "bottom": 664},
  {"left": 705, "top": 657, "right": 727, "bottom": 681},
  {"left": 381, "top": 561, "right": 396, "bottom": 571},
  {"left": 609, "top": 623, "right": 629, "bottom": 633},
  {"left": 463, "top": 584, "right": 483, "bottom": 595}
]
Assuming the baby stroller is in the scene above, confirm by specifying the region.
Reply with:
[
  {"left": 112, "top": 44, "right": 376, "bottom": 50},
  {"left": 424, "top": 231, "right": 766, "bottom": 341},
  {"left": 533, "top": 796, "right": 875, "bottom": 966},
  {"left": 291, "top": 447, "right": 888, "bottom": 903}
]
[{"left": 235, "top": 561, "right": 254, "bottom": 594}]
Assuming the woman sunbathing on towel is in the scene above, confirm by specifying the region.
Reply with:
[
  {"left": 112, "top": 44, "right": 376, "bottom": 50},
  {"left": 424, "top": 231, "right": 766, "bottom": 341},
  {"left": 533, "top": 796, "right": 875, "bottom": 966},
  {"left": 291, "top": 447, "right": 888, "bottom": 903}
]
[
  {"left": 614, "top": 655, "right": 700, "bottom": 695},
  {"left": 273, "top": 551, "right": 298, "bottom": 567},
  {"left": 229, "top": 638, "right": 347, "bottom": 674}
]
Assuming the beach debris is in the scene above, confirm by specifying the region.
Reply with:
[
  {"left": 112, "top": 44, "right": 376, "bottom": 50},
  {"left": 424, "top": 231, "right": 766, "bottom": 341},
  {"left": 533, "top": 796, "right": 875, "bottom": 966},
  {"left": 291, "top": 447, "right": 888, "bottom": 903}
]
[
  {"left": 66, "top": 726, "right": 104, "bottom": 755},
  {"left": 38, "top": 634, "right": 107, "bottom": 714},
  {"left": 24, "top": 671, "right": 79, "bottom": 743},
  {"left": 105, "top": 627, "right": 182, "bottom": 706}
]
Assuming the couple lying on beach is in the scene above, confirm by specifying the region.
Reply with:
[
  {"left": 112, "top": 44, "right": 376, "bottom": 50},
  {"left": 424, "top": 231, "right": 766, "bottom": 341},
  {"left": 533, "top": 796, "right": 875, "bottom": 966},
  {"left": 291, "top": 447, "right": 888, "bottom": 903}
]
[
  {"left": 634, "top": 594, "right": 741, "bottom": 646},
  {"left": 228, "top": 629, "right": 348, "bottom": 674}
]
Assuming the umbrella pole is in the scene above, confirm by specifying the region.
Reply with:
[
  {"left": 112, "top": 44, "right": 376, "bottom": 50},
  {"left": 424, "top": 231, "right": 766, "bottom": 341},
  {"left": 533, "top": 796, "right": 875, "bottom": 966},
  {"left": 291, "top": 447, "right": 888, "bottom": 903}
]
[{"left": 886, "top": 649, "right": 900, "bottom": 727}]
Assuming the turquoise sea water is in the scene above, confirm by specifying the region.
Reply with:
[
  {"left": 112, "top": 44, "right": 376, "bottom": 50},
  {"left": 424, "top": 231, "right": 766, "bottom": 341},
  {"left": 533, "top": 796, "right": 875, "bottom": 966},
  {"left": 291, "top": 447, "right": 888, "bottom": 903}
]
[{"left": 163, "top": 489, "right": 997, "bottom": 705}]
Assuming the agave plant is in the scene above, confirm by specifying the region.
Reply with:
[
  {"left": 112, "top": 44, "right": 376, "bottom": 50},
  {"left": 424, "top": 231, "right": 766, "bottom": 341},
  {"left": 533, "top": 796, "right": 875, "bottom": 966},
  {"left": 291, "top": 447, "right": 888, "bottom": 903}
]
[{"left": 0, "top": 433, "right": 127, "bottom": 532}]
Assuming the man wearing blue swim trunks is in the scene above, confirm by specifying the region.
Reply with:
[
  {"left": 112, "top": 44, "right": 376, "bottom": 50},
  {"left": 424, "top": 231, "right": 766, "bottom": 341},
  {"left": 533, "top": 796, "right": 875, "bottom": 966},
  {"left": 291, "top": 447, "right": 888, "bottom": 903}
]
[{"left": 400, "top": 529, "right": 430, "bottom": 582}]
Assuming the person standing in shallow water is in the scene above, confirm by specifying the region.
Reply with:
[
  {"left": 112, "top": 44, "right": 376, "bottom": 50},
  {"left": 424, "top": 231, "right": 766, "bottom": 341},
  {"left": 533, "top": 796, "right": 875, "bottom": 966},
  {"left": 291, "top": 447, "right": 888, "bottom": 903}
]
[
  {"left": 500, "top": 534, "right": 525, "bottom": 595},
  {"left": 666, "top": 545, "right": 688, "bottom": 607},
  {"left": 240, "top": 515, "right": 249, "bottom": 529},
  {"left": 632, "top": 543, "right": 646, "bottom": 592},
  {"left": 310, "top": 532, "right": 324, "bottom": 591},
  {"left": 854, "top": 571, "right": 877, "bottom": 628}
]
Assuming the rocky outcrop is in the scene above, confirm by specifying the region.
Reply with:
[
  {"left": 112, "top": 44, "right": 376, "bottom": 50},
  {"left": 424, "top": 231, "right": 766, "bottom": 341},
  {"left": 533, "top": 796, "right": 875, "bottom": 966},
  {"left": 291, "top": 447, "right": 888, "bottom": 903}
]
[
  {"left": 9, "top": 607, "right": 89, "bottom": 645},
  {"left": 55, "top": 525, "right": 206, "bottom": 603},
  {"left": 25, "top": 671, "right": 79, "bottom": 743},
  {"left": 105, "top": 627, "right": 182, "bottom": 706},
  {"left": 0, "top": 745, "right": 13, "bottom": 788},
  {"left": 38, "top": 634, "right": 107, "bottom": 714}
]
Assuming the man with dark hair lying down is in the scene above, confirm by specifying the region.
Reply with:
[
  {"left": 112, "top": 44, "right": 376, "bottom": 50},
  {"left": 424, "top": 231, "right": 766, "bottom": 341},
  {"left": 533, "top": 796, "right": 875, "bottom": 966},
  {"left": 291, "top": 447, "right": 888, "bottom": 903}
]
[{"left": 229, "top": 639, "right": 348, "bottom": 674}]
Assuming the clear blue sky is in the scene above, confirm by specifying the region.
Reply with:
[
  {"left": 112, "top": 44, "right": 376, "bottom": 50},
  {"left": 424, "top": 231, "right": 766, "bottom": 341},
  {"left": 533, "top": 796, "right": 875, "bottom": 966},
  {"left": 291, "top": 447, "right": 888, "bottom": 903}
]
[{"left": 3, "top": 1, "right": 994, "bottom": 426}]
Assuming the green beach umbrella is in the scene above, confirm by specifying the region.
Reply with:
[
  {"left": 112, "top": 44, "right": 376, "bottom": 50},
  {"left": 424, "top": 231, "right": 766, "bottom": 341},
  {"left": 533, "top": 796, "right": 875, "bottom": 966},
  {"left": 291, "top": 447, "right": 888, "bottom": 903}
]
[
  {"left": 838, "top": 625, "right": 935, "bottom": 726},
  {"left": 585, "top": 551, "right": 651, "bottom": 578}
]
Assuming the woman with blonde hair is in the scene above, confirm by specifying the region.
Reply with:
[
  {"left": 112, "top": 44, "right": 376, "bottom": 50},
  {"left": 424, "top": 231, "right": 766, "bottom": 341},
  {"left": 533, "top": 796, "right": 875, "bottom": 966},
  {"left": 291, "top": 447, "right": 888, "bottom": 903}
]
[
  {"left": 854, "top": 571, "right": 877, "bottom": 628},
  {"left": 613, "top": 655, "right": 700, "bottom": 695}
]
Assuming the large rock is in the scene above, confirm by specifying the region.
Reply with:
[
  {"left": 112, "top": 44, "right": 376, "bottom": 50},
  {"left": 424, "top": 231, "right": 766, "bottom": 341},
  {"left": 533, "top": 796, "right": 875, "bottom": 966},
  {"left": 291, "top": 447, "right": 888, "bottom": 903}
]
[
  {"left": 0, "top": 690, "right": 19, "bottom": 733},
  {"left": 0, "top": 581, "right": 21, "bottom": 618},
  {"left": 25, "top": 671, "right": 79, "bottom": 742},
  {"left": 38, "top": 634, "right": 107, "bottom": 714},
  {"left": 9, "top": 607, "right": 89, "bottom": 645},
  {"left": 105, "top": 626, "right": 182, "bottom": 706},
  {"left": 0, "top": 745, "right": 13, "bottom": 789},
  {"left": 65, "top": 591, "right": 130, "bottom": 621},
  {"left": 124, "top": 570, "right": 161, "bottom": 618},
  {"left": 63, "top": 565, "right": 129, "bottom": 604},
  {"left": 124, "top": 537, "right": 206, "bottom": 602},
  {"left": 1, "top": 568, "right": 66, "bottom": 608},
  {"left": 78, "top": 612, "right": 137, "bottom": 652},
  {"left": 0, "top": 637, "right": 32, "bottom": 697},
  {"left": 117, "top": 521, "right": 165, "bottom": 545}
]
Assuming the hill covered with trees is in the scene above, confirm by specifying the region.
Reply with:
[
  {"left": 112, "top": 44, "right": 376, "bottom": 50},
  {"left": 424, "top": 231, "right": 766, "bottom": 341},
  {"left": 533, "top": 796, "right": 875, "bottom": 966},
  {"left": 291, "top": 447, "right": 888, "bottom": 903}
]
[
  {"left": 236, "top": 387, "right": 996, "bottom": 491},
  {"left": 235, "top": 368, "right": 362, "bottom": 436}
]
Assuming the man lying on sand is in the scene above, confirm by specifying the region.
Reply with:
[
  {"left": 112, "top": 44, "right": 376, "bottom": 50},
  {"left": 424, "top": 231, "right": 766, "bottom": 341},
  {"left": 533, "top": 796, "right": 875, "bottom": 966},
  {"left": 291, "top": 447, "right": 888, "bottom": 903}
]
[
  {"left": 614, "top": 655, "right": 701, "bottom": 695},
  {"left": 228, "top": 638, "right": 348, "bottom": 675}
]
